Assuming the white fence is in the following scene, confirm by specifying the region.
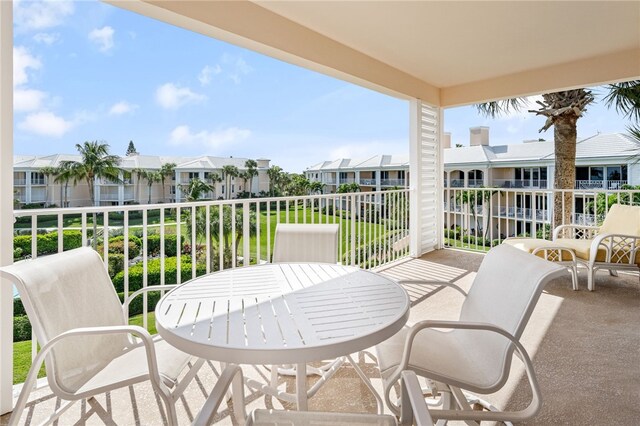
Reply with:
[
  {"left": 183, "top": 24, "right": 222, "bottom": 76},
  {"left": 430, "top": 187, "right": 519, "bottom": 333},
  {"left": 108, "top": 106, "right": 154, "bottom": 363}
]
[
  {"left": 443, "top": 186, "right": 639, "bottom": 251},
  {"left": 11, "top": 189, "right": 410, "bottom": 384}
]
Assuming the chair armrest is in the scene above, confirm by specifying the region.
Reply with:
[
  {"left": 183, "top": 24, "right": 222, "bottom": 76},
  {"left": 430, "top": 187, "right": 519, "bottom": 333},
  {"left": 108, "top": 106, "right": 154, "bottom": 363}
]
[
  {"left": 123, "top": 284, "right": 179, "bottom": 318},
  {"left": 387, "top": 320, "right": 541, "bottom": 423},
  {"left": 397, "top": 280, "right": 468, "bottom": 297},
  {"left": 193, "top": 364, "right": 245, "bottom": 426},
  {"left": 590, "top": 233, "right": 640, "bottom": 265},
  {"left": 553, "top": 224, "right": 599, "bottom": 241},
  {"left": 400, "top": 370, "right": 434, "bottom": 426}
]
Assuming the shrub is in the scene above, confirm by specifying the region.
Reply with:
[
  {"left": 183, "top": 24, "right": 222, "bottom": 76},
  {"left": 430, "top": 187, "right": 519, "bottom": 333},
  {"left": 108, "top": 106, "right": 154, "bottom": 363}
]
[
  {"left": 13, "top": 315, "right": 31, "bottom": 342},
  {"left": 14, "top": 298, "right": 26, "bottom": 316},
  {"left": 118, "top": 291, "right": 162, "bottom": 317},
  {"left": 97, "top": 235, "right": 142, "bottom": 260},
  {"left": 13, "top": 230, "right": 83, "bottom": 259},
  {"left": 107, "top": 253, "right": 125, "bottom": 278},
  {"left": 147, "top": 234, "right": 182, "bottom": 257},
  {"left": 112, "top": 256, "right": 206, "bottom": 293},
  {"left": 13, "top": 247, "right": 23, "bottom": 260}
]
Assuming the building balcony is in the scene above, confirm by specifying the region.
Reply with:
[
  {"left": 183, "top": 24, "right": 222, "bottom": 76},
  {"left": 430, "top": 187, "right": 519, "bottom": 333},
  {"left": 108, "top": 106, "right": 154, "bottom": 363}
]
[
  {"left": 5, "top": 242, "right": 638, "bottom": 424},
  {"left": 13, "top": 179, "right": 26, "bottom": 186},
  {"left": 380, "top": 178, "right": 405, "bottom": 186},
  {"left": 575, "top": 180, "right": 627, "bottom": 190},
  {"left": 359, "top": 178, "right": 376, "bottom": 185},
  {"left": 30, "top": 178, "right": 46, "bottom": 185},
  {"left": 492, "top": 179, "right": 548, "bottom": 189}
]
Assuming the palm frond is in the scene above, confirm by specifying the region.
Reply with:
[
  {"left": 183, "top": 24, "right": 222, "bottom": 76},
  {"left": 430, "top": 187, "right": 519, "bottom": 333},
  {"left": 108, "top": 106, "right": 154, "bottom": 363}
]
[
  {"left": 603, "top": 80, "right": 640, "bottom": 123},
  {"left": 476, "top": 98, "right": 527, "bottom": 118}
]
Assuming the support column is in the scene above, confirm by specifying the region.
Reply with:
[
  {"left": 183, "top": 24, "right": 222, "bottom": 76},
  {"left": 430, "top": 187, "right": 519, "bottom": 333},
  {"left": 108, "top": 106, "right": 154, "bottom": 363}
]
[{"left": 0, "top": 0, "right": 14, "bottom": 415}]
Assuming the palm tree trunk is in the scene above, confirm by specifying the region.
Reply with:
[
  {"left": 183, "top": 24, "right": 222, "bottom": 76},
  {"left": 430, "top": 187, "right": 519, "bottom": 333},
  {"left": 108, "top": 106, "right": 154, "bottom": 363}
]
[{"left": 553, "top": 116, "right": 577, "bottom": 230}]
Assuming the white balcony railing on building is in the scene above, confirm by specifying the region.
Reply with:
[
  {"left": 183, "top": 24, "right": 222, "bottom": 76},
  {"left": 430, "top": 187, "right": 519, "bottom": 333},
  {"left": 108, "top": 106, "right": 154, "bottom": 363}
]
[
  {"left": 30, "top": 178, "right": 46, "bottom": 185},
  {"left": 443, "top": 186, "right": 639, "bottom": 252},
  {"left": 359, "top": 178, "right": 376, "bottom": 185},
  {"left": 11, "top": 189, "right": 410, "bottom": 384},
  {"left": 492, "top": 179, "right": 548, "bottom": 189},
  {"left": 381, "top": 179, "right": 406, "bottom": 187},
  {"left": 466, "top": 179, "right": 484, "bottom": 188},
  {"left": 340, "top": 178, "right": 356, "bottom": 184},
  {"left": 575, "top": 180, "right": 627, "bottom": 190},
  {"left": 14, "top": 179, "right": 26, "bottom": 186}
]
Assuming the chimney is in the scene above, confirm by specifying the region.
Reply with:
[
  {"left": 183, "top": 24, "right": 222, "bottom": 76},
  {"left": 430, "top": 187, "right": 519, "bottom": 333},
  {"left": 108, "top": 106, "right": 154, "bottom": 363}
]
[
  {"left": 442, "top": 132, "right": 451, "bottom": 149},
  {"left": 469, "top": 126, "right": 490, "bottom": 146}
]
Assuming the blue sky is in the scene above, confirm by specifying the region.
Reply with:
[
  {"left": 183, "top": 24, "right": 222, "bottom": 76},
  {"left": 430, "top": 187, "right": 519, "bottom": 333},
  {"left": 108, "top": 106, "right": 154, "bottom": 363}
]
[{"left": 13, "top": 0, "right": 633, "bottom": 173}]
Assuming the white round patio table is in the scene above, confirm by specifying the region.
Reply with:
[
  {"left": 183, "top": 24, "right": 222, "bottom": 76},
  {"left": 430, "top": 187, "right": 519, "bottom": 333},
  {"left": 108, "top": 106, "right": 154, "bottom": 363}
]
[{"left": 155, "top": 262, "right": 410, "bottom": 410}]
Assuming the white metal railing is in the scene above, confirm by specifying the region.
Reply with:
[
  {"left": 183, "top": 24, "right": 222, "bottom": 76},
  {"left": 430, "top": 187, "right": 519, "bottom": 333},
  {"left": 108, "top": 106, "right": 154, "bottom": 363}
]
[
  {"left": 13, "top": 179, "right": 26, "bottom": 186},
  {"left": 30, "top": 178, "right": 45, "bottom": 185},
  {"left": 359, "top": 178, "right": 376, "bottom": 185},
  {"left": 381, "top": 179, "right": 406, "bottom": 186},
  {"left": 10, "top": 189, "right": 410, "bottom": 384},
  {"left": 466, "top": 179, "right": 484, "bottom": 187},
  {"left": 443, "top": 186, "right": 639, "bottom": 252},
  {"left": 492, "top": 179, "right": 548, "bottom": 189},
  {"left": 575, "top": 180, "right": 627, "bottom": 190}
]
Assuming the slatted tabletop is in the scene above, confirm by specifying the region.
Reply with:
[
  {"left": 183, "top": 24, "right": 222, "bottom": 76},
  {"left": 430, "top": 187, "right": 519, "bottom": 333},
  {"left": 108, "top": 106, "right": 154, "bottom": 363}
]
[{"left": 155, "top": 263, "right": 410, "bottom": 365}]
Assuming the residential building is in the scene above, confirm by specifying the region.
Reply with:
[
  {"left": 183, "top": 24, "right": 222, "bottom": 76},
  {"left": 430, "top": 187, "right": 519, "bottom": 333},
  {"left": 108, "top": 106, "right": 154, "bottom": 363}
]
[
  {"left": 12, "top": 154, "right": 271, "bottom": 208},
  {"left": 307, "top": 129, "right": 640, "bottom": 237}
]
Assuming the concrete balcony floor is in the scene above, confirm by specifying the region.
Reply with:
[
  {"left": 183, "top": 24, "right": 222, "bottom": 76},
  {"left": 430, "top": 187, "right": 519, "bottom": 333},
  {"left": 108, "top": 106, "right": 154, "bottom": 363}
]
[{"left": 3, "top": 249, "right": 639, "bottom": 425}]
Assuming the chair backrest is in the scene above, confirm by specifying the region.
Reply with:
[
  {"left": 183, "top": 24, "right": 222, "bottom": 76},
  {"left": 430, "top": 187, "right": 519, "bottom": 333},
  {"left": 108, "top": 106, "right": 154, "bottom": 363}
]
[
  {"left": 0, "top": 248, "right": 127, "bottom": 395},
  {"left": 272, "top": 223, "right": 339, "bottom": 263},
  {"left": 461, "top": 244, "right": 565, "bottom": 340},
  {"left": 599, "top": 204, "right": 640, "bottom": 237}
]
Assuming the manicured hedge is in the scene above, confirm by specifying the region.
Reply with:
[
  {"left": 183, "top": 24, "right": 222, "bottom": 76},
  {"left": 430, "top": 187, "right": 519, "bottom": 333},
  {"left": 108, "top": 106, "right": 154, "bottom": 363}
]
[
  {"left": 118, "top": 291, "right": 162, "bottom": 317},
  {"left": 112, "top": 256, "right": 205, "bottom": 293},
  {"left": 97, "top": 235, "right": 142, "bottom": 260},
  {"left": 13, "top": 230, "right": 82, "bottom": 259},
  {"left": 147, "top": 234, "right": 182, "bottom": 257}
]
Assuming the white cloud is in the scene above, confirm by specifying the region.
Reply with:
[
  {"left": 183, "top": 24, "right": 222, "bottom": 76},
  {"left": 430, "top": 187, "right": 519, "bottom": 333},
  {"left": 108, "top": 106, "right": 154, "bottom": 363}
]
[
  {"left": 109, "top": 101, "right": 138, "bottom": 116},
  {"left": 18, "top": 111, "right": 74, "bottom": 138},
  {"left": 221, "top": 54, "right": 252, "bottom": 84},
  {"left": 13, "top": 46, "right": 42, "bottom": 87},
  {"left": 33, "top": 32, "right": 60, "bottom": 45},
  {"left": 14, "top": 89, "right": 47, "bottom": 112},
  {"left": 88, "top": 26, "right": 115, "bottom": 53},
  {"left": 15, "top": 0, "right": 74, "bottom": 32},
  {"left": 155, "top": 83, "right": 206, "bottom": 110},
  {"left": 198, "top": 64, "right": 221, "bottom": 86},
  {"left": 168, "top": 125, "right": 251, "bottom": 149}
]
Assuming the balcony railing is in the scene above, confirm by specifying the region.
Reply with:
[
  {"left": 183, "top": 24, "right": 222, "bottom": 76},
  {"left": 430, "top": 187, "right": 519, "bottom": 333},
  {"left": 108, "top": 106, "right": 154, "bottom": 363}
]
[
  {"left": 381, "top": 179, "right": 406, "bottom": 187},
  {"left": 14, "top": 179, "right": 26, "bottom": 185},
  {"left": 30, "top": 178, "right": 46, "bottom": 185},
  {"left": 492, "top": 179, "right": 548, "bottom": 189},
  {"left": 443, "top": 186, "right": 640, "bottom": 251},
  {"left": 11, "top": 189, "right": 410, "bottom": 384},
  {"left": 575, "top": 180, "right": 627, "bottom": 190},
  {"left": 359, "top": 178, "right": 376, "bottom": 185}
]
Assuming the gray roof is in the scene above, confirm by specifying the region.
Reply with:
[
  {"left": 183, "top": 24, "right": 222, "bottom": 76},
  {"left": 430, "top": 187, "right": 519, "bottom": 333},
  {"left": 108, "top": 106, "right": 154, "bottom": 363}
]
[
  {"left": 444, "top": 133, "right": 639, "bottom": 166},
  {"left": 14, "top": 154, "right": 256, "bottom": 171},
  {"left": 306, "top": 155, "right": 409, "bottom": 171}
]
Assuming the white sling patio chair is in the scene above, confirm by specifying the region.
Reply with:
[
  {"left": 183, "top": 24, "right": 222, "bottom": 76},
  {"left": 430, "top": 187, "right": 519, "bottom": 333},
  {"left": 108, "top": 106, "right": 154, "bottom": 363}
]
[
  {"left": 1, "top": 247, "right": 244, "bottom": 426},
  {"left": 272, "top": 223, "right": 340, "bottom": 264},
  {"left": 553, "top": 203, "right": 640, "bottom": 291},
  {"left": 375, "top": 244, "right": 565, "bottom": 423}
]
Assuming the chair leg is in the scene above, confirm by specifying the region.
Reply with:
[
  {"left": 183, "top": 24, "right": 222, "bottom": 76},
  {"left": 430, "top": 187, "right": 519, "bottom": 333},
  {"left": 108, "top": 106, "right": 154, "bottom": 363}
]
[
  {"left": 571, "top": 265, "right": 579, "bottom": 291},
  {"left": 609, "top": 269, "right": 619, "bottom": 277},
  {"left": 159, "top": 392, "right": 178, "bottom": 426},
  {"left": 588, "top": 267, "right": 595, "bottom": 291}
]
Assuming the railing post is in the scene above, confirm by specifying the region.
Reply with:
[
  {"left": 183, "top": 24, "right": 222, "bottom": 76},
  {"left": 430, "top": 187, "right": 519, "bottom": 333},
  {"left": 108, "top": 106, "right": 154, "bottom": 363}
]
[{"left": 0, "top": 0, "right": 14, "bottom": 414}]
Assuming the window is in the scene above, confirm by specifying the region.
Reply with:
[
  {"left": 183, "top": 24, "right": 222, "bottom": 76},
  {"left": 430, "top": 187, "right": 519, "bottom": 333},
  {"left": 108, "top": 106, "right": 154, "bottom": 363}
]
[
  {"left": 380, "top": 171, "right": 389, "bottom": 180},
  {"left": 371, "top": 171, "right": 376, "bottom": 179},
  {"left": 590, "top": 167, "right": 603, "bottom": 181},
  {"left": 31, "top": 172, "right": 45, "bottom": 184},
  {"left": 607, "top": 166, "right": 621, "bottom": 181},
  {"left": 339, "top": 172, "right": 348, "bottom": 180},
  {"left": 398, "top": 170, "right": 406, "bottom": 179},
  {"left": 575, "top": 167, "right": 589, "bottom": 181},
  {"left": 622, "top": 165, "right": 628, "bottom": 180},
  {"left": 232, "top": 185, "right": 235, "bottom": 193}
]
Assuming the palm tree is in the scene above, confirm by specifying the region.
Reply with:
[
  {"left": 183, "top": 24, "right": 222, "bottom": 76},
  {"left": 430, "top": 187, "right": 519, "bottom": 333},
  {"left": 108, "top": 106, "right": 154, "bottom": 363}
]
[
  {"left": 309, "top": 181, "right": 324, "bottom": 195},
  {"left": 54, "top": 162, "right": 81, "bottom": 208},
  {"left": 267, "top": 166, "right": 283, "bottom": 197},
  {"left": 61, "top": 141, "right": 122, "bottom": 206},
  {"left": 138, "top": 169, "right": 162, "bottom": 204},
  {"left": 206, "top": 172, "right": 222, "bottom": 199},
  {"left": 180, "top": 178, "right": 213, "bottom": 202},
  {"left": 159, "top": 163, "right": 177, "bottom": 203},
  {"left": 132, "top": 167, "right": 145, "bottom": 202},
  {"left": 221, "top": 165, "right": 239, "bottom": 200},
  {"left": 39, "top": 166, "right": 57, "bottom": 206},
  {"left": 477, "top": 81, "right": 640, "bottom": 228},
  {"left": 244, "top": 159, "right": 258, "bottom": 195}
]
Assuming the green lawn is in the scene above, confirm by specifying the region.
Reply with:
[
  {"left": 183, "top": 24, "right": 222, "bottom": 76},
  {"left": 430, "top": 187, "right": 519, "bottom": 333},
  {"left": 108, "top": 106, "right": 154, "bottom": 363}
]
[
  {"left": 12, "top": 312, "right": 157, "bottom": 384},
  {"left": 444, "top": 238, "right": 491, "bottom": 253}
]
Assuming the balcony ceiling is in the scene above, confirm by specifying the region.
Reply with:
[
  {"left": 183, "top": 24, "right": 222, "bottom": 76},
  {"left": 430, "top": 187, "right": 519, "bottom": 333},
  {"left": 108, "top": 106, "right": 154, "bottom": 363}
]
[{"left": 111, "top": 1, "right": 640, "bottom": 106}]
